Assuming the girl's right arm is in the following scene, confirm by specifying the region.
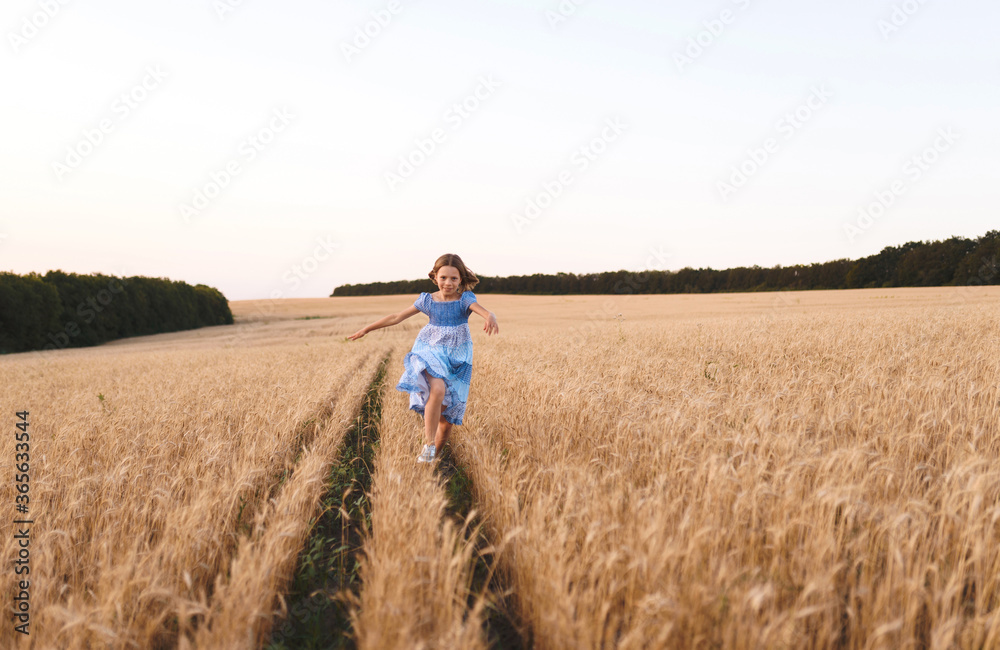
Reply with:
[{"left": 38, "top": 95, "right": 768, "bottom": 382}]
[{"left": 347, "top": 305, "right": 421, "bottom": 340}]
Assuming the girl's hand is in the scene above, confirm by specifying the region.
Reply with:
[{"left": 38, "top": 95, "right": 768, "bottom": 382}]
[
  {"left": 346, "top": 328, "right": 367, "bottom": 341},
  {"left": 483, "top": 313, "right": 499, "bottom": 336}
]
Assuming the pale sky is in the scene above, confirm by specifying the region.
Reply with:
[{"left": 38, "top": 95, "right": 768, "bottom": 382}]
[{"left": 1, "top": 0, "right": 997, "bottom": 300}]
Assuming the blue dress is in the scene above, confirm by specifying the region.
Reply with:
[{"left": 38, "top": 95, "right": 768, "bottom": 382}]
[{"left": 396, "top": 291, "right": 477, "bottom": 425}]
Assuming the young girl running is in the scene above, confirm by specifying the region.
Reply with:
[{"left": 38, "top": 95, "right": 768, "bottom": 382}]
[{"left": 347, "top": 254, "right": 499, "bottom": 463}]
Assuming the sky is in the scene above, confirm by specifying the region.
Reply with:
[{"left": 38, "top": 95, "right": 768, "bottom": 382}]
[{"left": 1, "top": 0, "right": 997, "bottom": 301}]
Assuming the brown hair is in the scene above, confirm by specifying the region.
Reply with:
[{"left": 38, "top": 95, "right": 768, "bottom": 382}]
[{"left": 428, "top": 254, "right": 479, "bottom": 292}]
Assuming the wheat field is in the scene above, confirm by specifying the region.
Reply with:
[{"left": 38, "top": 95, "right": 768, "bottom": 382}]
[
  {"left": 350, "top": 367, "right": 489, "bottom": 650},
  {"left": 454, "top": 301, "right": 1000, "bottom": 648},
  {"left": 2, "top": 286, "right": 998, "bottom": 649},
  {"left": 0, "top": 318, "right": 390, "bottom": 648}
]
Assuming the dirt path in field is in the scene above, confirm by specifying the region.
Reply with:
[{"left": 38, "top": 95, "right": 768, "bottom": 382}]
[
  {"left": 435, "top": 450, "right": 529, "bottom": 649},
  {"left": 257, "top": 341, "right": 528, "bottom": 649},
  {"left": 262, "top": 351, "right": 390, "bottom": 649}
]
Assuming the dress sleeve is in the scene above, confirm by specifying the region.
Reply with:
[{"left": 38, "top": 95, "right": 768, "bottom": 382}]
[
  {"left": 462, "top": 291, "right": 477, "bottom": 315},
  {"left": 414, "top": 293, "right": 427, "bottom": 315}
]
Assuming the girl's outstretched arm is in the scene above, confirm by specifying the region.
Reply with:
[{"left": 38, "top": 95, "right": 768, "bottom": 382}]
[
  {"left": 347, "top": 304, "right": 420, "bottom": 340},
  {"left": 469, "top": 302, "right": 499, "bottom": 336}
]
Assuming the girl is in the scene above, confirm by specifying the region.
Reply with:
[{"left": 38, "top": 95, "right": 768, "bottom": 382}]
[{"left": 347, "top": 254, "right": 499, "bottom": 463}]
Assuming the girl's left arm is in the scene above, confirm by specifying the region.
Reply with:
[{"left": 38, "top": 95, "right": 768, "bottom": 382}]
[{"left": 469, "top": 302, "right": 499, "bottom": 336}]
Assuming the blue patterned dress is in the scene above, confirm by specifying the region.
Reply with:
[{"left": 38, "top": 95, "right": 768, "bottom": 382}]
[{"left": 396, "top": 290, "right": 477, "bottom": 425}]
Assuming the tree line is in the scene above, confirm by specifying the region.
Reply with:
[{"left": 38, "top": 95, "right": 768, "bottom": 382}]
[
  {"left": 331, "top": 230, "right": 999, "bottom": 297},
  {"left": 0, "top": 270, "right": 233, "bottom": 354}
]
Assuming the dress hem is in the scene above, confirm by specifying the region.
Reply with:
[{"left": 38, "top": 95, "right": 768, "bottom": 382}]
[{"left": 396, "top": 351, "right": 466, "bottom": 426}]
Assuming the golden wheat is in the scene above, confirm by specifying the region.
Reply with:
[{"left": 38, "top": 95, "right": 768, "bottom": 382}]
[
  {"left": 190, "top": 349, "right": 383, "bottom": 649},
  {"left": 453, "top": 298, "right": 1000, "bottom": 649},
  {"left": 0, "top": 337, "right": 386, "bottom": 648},
  {"left": 3, "top": 287, "right": 998, "bottom": 649},
  {"left": 350, "top": 342, "right": 488, "bottom": 650}
]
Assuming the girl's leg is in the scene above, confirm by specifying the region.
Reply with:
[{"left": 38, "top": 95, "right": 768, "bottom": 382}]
[
  {"left": 422, "top": 371, "right": 446, "bottom": 446},
  {"left": 434, "top": 417, "right": 453, "bottom": 452}
]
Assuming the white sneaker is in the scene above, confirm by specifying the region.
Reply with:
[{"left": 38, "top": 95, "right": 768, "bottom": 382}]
[{"left": 416, "top": 444, "right": 436, "bottom": 463}]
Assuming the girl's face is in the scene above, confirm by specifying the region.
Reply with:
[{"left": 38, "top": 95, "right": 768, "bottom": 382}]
[{"left": 435, "top": 266, "right": 461, "bottom": 295}]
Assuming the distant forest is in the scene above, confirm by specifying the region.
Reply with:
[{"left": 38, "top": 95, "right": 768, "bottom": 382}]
[
  {"left": 0, "top": 270, "right": 233, "bottom": 354},
  {"left": 331, "top": 230, "right": 999, "bottom": 297}
]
